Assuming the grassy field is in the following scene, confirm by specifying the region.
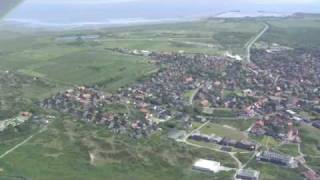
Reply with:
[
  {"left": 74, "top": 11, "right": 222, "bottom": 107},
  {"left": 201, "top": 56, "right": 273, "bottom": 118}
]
[
  {"left": 211, "top": 118, "right": 255, "bottom": 131},
  {"left": 78, "top": 19, "right": 264, "bottom": 56},
  {"left": 259, "top": 16, "right": 320, "bottom": 48},
  {"left": 299, "top": 124, "right": 320, "bottom": 173},
  {"left": 33, "top": 50, "right": 155, "bottom": 90},
  {"left": 0, "top": 30, "right": 156, "bottom": 99},
  {"left": 0, "top": 116, "right": 237, "bottom": 180},
  {"left": 235, "top": 152, "right": 254, "bottom": 164},
  {"left": 250, "top": 136, "right": 280, "bottom": 149},
  {"left": 200, "top": 123, "right": 247, "bottom": 140},
  {"left": 274, "top": 144, "right": 300, "bottom": 157},
  {"left": 300, "top": 125, "right": 320, "bottom": 157}
]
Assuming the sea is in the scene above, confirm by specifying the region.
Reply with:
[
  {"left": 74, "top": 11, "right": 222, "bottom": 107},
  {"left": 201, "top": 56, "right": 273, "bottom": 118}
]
[{"left": 2, "top": 1, "right": 320, "bottom": 28}]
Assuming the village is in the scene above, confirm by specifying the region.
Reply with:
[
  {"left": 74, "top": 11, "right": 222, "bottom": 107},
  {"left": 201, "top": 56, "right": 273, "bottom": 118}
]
[{"left": 36, "top": 45, "right": 320, "bottom": 179}]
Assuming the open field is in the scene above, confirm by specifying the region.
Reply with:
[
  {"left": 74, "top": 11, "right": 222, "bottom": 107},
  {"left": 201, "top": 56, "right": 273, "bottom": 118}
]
[
  {"left": 33, "top": 50, "right": 155, "bottom": 91},
  {"left": 211, "top": 118, "right": 255, "bottom": 131},
  {"left": 0, "top": 116, "right": 237, "bottom": 180},
  {"left": 259, "top": 16, "right": 320, "bottom": 48},
  {"left": 299, "top": 124, "right": 320, "bottom": 173},
  {"left": 200, "top": 123, "right": 247, "bottom": 141},
  {"left": 70, "top": 19, "right": 265, "bottom": 56},
  {"left": 274, "top": 144, "right": 300, "bottom": 157},
  {"left": 0, "top": 30, "right": 156, "bottom": 99},
  {"left": 300, "top": 125, "right": 320, "bottom": 157},
  {"left": 250, "top": 136, "right": 280, "bottom": 149},
  {"left": 235, "top": 152, "right": 254, "bottom": 165}
]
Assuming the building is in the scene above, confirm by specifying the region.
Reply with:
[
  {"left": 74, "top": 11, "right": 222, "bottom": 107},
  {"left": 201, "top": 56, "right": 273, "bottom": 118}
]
[
  {"left": 286, "top": 110, "right": 297, "bottom": 116},
  {"left": 220, "top": 146, "right": 232, "bottom": 152},
  {"left": 312, "top": 121, "right": 320, "bottom": 129},
  {"left": 236, "top": 169, "right": 260, "bottom": 180},
  {"left": 189, "top": 133, "right": 210, "bottom": 142},
  {"left": 192, "top": 159, "right": 231, "bottom": 173},
  {"left": 256, "top": 151, "right": 298, "bottom": 168},
  {"left": 219, "top": 138, "right": 237, "bottom": 147},
  {"left": 235, "top": 140, "right": 257, "bottom": 151}
]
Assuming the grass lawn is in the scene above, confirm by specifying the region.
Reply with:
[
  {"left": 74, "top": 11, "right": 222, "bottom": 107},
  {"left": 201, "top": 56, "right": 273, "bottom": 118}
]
[
  {"left": 305, "top": 156, "right": 320, "bottom": 173},
  {"left": 235, "top": 152, "right": 254, "bottom": 164},
  {"left": 212, "top": 118, "right": 255, "bottom": 131},
  {"left": 183, "top": 89, "right": 197, "bottom": 101},
  {"left": 250, "top": 136, "right": 280, "bottom": 149},
  {"left": 299, "top": 124, "right": 320, "bottom": 157},
  {"left": 274, "top": 144, "right": 300, "bottom": 157},
  {"left": 200, "top": 123, "right": 247, "bottom": 141}
]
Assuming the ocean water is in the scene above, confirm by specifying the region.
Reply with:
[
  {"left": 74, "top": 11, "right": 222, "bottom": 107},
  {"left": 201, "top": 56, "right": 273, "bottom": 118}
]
[{"left": 3, "top": 1, "right": 320, "bottom": 27}]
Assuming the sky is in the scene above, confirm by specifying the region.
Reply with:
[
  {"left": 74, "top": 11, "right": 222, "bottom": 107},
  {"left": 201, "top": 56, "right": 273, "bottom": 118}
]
[
  {"left": 23, "top": 0, "right": 320, "bottom": 5},
  {"left": 3, "top": 0, "right": 320, "bottom": 26}
]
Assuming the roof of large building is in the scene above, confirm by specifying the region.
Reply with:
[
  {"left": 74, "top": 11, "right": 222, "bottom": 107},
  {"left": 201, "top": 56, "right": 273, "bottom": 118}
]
[
  {"left": 192, "top": 159, "right": 221, "bottom": 173},
  {"left": 237, "top": 169, "right": 260, "bottom": 178},
  {"left": 259, "top": 151, "right": 292, "bottom": 163}
]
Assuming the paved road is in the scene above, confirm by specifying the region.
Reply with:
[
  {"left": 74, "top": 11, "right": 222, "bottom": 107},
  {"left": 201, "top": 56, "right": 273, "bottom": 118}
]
[{"left": 246, "top": 23, "right": 269, "bottom": 63}]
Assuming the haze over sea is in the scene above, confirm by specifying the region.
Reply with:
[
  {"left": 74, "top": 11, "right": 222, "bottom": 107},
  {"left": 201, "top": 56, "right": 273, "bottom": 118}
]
[{"left": 3, "top": 0, "right": 320, "bottom": 27}]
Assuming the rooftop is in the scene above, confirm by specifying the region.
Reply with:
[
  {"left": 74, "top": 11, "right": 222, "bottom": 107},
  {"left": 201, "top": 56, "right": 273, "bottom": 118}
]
[
  {"left": 236, "top": 169, "right": 260, "bottom": 179},
  {"left": 193, "top": 159, "right": 221, "bottom": 173}
]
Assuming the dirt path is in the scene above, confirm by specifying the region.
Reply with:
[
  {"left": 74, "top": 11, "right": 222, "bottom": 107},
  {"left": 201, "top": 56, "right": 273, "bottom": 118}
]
[{"left": 0, "top": 128, "right": 46, "bottom": 160}]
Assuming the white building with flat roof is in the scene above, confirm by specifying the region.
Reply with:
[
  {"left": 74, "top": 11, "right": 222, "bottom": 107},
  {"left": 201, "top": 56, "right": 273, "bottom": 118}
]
[{"left": 192, "top": 159, "right": 231, "bottom": 173}]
